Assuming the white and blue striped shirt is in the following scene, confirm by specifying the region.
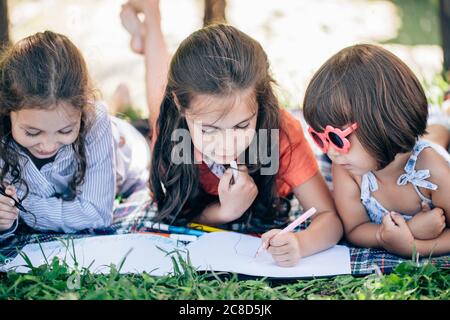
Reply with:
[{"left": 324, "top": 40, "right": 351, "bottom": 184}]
[{"left": 0, "top": 103, "right": 149, "bottom": 240}]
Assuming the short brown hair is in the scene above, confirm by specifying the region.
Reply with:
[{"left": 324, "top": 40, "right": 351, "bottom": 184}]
[{"left": 303, "top": 44, "right": 428, "bottom": 169}]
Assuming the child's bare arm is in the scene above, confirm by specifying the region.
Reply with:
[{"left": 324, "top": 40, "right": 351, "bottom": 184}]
[
  {"left": 415, "top": 228, "right": 450, "bottom": 256},
  {"left": 124, "top": 0, "right": 170, "bottom": 128},
  {"left": 423, "top": 124, "right": 450, "bottom": 149},
  {"left": 418, "top": 147, "right": 450, "bottom": 224},
  {"left": 292, "top": 172, "right": 343, "bottom": 257},
  {"left": 332, "top": 163, "right": 382, "bottom": 249},
  {"left": 140, "top": 1, "right": 170, "bottom": 128},
  {"left": 406, "top": 203, "right": 446, "bottom": 240},
  {"left": 195, "top": 202, "right": 226, "bottom": 226},
  {"left": 377, "top": 213, "right": 450, "bottom": 257},
  {"left": 430, "top": 166, "right": 450, "bottom": 226}
]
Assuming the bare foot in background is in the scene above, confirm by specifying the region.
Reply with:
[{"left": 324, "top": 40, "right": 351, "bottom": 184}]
[
  {"left": 120, "top": 3, "right": 145, "bottom": 54},
  {"left": 109, "top": 83, "right": 132, "bottom": 115}
]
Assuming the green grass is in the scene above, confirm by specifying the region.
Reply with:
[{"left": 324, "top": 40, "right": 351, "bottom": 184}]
[
  {"left": 116, "top": 106, "right": 146, "bottom": 122},
  {"left": 423, "top": 73, "right": 450, "bottom": 107},
  {"left": 1, "top": 252, "right": 449, "bottom": 300}
]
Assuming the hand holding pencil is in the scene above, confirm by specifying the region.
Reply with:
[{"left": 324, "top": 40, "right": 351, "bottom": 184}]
[
  {"left": 257, "top": 207, "right": 317, "bottom": 267},
  {"left": 216, "top": 162, "right": 258, "bottom": 223},
  {"left": 0, "top": 186, "right": 19, "bottom": 232},
  {"left": 230, "top": 160, "right": 239, "bottom": 184}
]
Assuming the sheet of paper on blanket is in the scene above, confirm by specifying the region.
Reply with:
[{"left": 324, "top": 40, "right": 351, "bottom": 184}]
[
  {"left": 188, "top": 232, "right": 350, "bottom": 278},
  {"left": 1, "top": 232, "right": 350, "bottom": 278},
  {"left": 0, "top": 234, "right": 181, "bottom": 275}
]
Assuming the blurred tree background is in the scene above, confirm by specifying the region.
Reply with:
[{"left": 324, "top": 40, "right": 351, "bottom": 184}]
[{"left": 2, "top": 0, "right": 447, "bottom": 112}]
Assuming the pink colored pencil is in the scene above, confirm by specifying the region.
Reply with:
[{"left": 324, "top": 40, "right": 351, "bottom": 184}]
[{"left": 254, "top": 207, "right": 317, "bottom": 257}]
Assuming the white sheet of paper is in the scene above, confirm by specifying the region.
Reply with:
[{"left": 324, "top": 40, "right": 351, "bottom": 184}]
[
  {"left": 0, "top": 234, "right": 185, "bottom": 275},
  {"left": 1, "top": 232, "right": 351, "bottom": 278},
  {"left": 189, "top": 232, "right": 351, "bottom": 278}
]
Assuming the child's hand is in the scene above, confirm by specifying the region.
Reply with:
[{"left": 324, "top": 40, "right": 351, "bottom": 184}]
[
  {"left": 407, "top": 202, "right": 446, "bottom": 240},
  {"left": 260, "top": 229, "right": 302, "bottom": 267},
  {"left": 376, "top": 212, "right": 415, "bottom": 257},
  {"left": 218, "top": 166, "right": 258, "bottom": 222},
  {"left": 0, "top": 186, "right": 19, "bottom": 232}
]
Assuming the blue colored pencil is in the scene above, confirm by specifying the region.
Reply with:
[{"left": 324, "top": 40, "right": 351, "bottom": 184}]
[{"left": 143, "top": 221, "right": 206, "bottom": 237}]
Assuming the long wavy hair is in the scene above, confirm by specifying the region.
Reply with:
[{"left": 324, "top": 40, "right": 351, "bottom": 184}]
[
  {"left": 0, "top": 31, "right": 96, "bottom": 202},
  {"left": 150, "top": 24, "right": 290, "bottom": 228}
]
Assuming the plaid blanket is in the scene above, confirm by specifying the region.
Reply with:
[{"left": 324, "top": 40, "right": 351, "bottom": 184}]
[{"left": 1, "top": 198, "right": 448, "bottom": 276}]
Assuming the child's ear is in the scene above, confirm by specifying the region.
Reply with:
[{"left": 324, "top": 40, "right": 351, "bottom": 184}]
[{"left": 172, "top": 92, "right": 183, "bottom": 115}]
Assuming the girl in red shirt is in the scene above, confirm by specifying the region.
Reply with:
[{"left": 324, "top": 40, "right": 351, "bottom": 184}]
[{"left": 121, "top": 0, "right": 342, "bottom": 267}]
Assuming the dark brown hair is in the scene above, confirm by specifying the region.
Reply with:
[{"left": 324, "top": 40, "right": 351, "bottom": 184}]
[
  {"left": 150, "top": 24, "right": 286, "bottom": 228},
  {"left": 303, "top": 44, "right": 428, "bottom": 169},
  {"left": 0, "top": 31, "right": 96, "bottom": 201}
]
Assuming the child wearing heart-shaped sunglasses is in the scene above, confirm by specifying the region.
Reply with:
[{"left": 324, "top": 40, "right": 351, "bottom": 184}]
[{"left": 303, "top": 44, "right": 450, "bottom": 258}]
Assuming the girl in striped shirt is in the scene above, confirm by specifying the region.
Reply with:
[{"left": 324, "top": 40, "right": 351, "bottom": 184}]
[{"left": 0, "top": 31, "right": 150, "bottom": 240}]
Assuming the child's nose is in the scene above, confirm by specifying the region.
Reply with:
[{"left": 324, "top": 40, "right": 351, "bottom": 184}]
[
  {"left": 326, "top": 145, "right": 341, "bottom": 160},
  {"left": 216, "top": 130, "right": 236, "bottom": 153},
  {"left": 40, "top": 141, "right": 58, "bottom": 152},
  {"left": 217, "top": 143, "right": 235, "bottom": 156}
]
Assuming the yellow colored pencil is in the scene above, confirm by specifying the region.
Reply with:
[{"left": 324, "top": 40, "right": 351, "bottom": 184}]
[{"left": 187, "top": 223, "right": 228, "bottom": 233}]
